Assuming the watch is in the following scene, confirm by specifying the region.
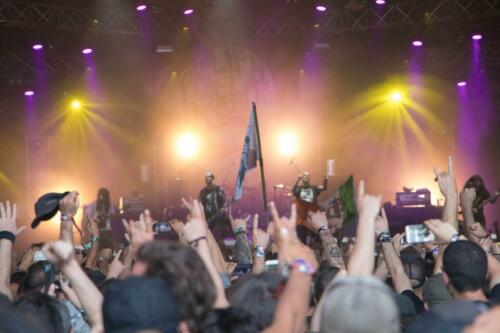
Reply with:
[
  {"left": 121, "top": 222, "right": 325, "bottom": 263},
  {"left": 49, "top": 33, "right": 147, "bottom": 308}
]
[
  {"left": 378, "top": 231, "right": 392, "bottom": 243},
  {"left": 60, "top": 214, "right": 72, "bottom": 222},
  {"left": 254, "top": 246, "right": 265, "bottom": 258}
]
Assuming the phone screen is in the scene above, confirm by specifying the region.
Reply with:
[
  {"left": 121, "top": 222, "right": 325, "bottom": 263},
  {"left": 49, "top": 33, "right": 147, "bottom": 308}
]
[{"left": 405, "top": 224, "right": 435, "bottom": 244}]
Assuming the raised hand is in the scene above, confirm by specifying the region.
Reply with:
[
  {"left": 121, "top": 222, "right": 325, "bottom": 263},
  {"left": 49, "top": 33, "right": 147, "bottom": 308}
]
[
  {"left": 374, "top": 207, "right": 389, "bottom": 236},
  {"left": 356, "top": 181, "right": 381, "bottom": 222},
  {"left": 434, "top": 156, "right": 457, "bottom": 198},
  {"left": 269, "top": 201, "right": 297, "bottom": 240},
  {"left": 307, "top": 210, "right": 328, "bottom": 233},
  {"left": 460, "top": 187, "right": 477, "bottom": 210},
  {"left": 122, "top": 210, "right": 155, "bottom": 250},
  {"left": 42, "top": 240, "right": 75, "bottom": 267},
  {"left": 230, "top": 215, "right": 250, "bottom": 234},
  {"left": 469, "top": 222, "right": 488, "bottom": 239},
  {"left": 168, "top": 219, "right": 185, "bottom": 236},
  {"left": 59, "top": 191, "right": 80, "bottom": 218},
  {"left": 424, "top": 219, "right": 458, "bottom": 244},
  {"left": 183, "top": 200, "right": 208, "bottom": 242},
  {"left": 252, "top": 215, "right": 270, "bottom": 249},
  {"left": 107, "top": 250, "right": 124, "bottom": 279},
  {"left": 392, "top": 233, "right": 410, "bottom": 254},
  {"left": 0, "top": 201, "right": 25, "bottom": 235}
]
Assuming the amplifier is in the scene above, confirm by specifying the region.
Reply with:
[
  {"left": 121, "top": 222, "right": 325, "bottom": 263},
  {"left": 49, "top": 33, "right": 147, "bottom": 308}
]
[{"left": 396, "top": 189, "right": 431, "bottom": 207}]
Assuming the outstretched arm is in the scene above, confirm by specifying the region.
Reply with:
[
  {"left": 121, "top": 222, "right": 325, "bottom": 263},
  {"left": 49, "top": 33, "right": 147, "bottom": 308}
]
[
  {"left": 434, "top": 156, "right": 458, "bottom": 230},
  {"left": 59, "top": 191, "right": 80, "bottom": 246},
  {"left": 308, "top": 211, "right": 345, "bottom": 269},
  {"left": 0, "top": 201, "right": 26, "bottom": 300},
  {"left": 348, "top": 181, "right": 381, "bottom": 276}
]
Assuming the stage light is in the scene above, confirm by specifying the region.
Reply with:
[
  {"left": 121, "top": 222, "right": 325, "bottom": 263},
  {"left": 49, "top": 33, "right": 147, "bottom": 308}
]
[
  {"left": 277, "top": 131, "right": 298, "bottom": 157},
  {"left": 457, "top": 81, "right": 467, "bottom": 87},
  {"left": 182, "top": 26, "right": 189, "bottom": 32},
  {"left": 82, "top": 48, "right": 93, "bottom": 54},
  {"left": 71, "top": 100, "right": 82, "bottom": 110},
  {"left": 412, "top": 40, "right": 423, "bottom": 47},
  {"left": 32, "top": 44, "right": 43, "bottom": 50},
  {"left": 184, "top": 8, "right": 194, "bottom": 15},
  {"left": 24, "top": 90, "right": 34, "bottom": 96},
  {"left": 472, "top": 34, "right": 482, "bottom": 41},
  {"left": 136, "top": 4, "right": 147, "bottom": 11},
  {"left": 175, "top": 133, "right": 199, "bottom": 159},
  {"left": 316, "top": 5, "right": 326, "bottom": 12},
  {"left": 390, "top": 91, "right": 403, "bottom": 102},
  {"left": 375, "top": 0, "right": 386, "bottom": 4}
]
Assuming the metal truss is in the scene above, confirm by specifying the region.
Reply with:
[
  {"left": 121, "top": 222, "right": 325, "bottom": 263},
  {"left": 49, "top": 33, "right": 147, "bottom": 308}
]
[
  {"left": 0, "top": 52, "right": 85, "bottom": 75},
  {"left": 372, "top": 41, "right": 500, "bottom": 69},
  {"left": 1, "top": 0, "right": 500, "bottom": 37}
]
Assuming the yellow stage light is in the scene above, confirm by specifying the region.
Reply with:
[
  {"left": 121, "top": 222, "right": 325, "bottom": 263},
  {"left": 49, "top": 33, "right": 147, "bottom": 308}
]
[
  {"left": 390, "top": 91, "right": 403, "bottom": 102},
  {"left": 277, "top": 131, "right": 298, "bottom": 157},
  {"left": 175, "top": 133, "right": 199, "bottom": 159},
  {"left": 71, "top": 100, "right": 82, "bottom": 110}
]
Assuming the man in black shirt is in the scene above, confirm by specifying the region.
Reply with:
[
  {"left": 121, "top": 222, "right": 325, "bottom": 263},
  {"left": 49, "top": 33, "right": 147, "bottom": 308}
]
[
  {"left": 199, "top": 172, "right": 226, "bottom": 224},
  {"left": 292, "top": 172, "right": 328, "bottom": 204}
]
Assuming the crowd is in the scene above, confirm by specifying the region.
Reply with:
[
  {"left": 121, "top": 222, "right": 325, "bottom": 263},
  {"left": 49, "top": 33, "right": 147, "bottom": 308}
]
[{"left": 0, "top": 158, "right": 499, "bottom": 333}]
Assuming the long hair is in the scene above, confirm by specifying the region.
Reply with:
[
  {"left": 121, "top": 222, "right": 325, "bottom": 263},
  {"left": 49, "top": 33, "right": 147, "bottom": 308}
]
[
  {"left": 464, "top": 175, "right": 490, "bottom": 201},
  {"left": 96, "top": 187, "right": 111, "bottom": 214}
]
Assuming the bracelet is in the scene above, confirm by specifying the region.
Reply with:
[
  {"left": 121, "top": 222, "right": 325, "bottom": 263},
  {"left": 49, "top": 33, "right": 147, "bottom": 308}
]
[
  {"left": 290, "top": 259, "right": 317, "bottom": 275},
  {"left": 188, "top": 236, "right": 208, "bottom": 247},
  {"left": 0, "top": 231, "right": 15, "bottom": 243},
  {"left": 234, "top": 227, "right": 246, "bottom": 235},
  {"left": 378, "top": 231, "right": 392, "bottom": 243},
  {"left": 450, "top": 234, "right": 460, "bottom": 243},
  {"left": 431, "top": 247, "right": 440, "bottom": 257},
  {"left": 317, "top": 225, "right": 329, "bottom": 234},
  {"left": 60, "top": 214, "right": 73, "bottom": 222},
  {"left": 254, "top": 246, "right": 265, "bottom": 258}
]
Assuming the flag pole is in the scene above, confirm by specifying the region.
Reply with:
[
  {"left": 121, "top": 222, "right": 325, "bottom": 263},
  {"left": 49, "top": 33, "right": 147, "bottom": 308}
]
[{"left": 252, "top": 102, "right": 269, "bottom": 224}]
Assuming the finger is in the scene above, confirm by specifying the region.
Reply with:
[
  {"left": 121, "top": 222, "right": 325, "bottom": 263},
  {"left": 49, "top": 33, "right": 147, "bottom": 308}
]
[
  {"left": 0, "top": 202, "right": 5, "bottom": 218},
  {"left": 357, "top": 180, "right": 365, "bottom": 199},
  {"left": 253, "top": 214, "right": 259, "bottom": 233},
  {"left": 122, "top": 219, "right": 130, "bottom": 232},
  {"left": 447, "top": 155, "right": 454, "bottom": 177},
  {"left": 192, "top": 200, "right": 203, "bottom": 220},
  {"left": 6, "top": 201, "right": 11, "bottom": 218},
  {"left": 124, "top": 234, "right": 130, "bottom": 243},
  {"left": 114, "top": 249, "right": 123, "bottom": 260},
  {"left": 433, "top": 166, "right": 441, "bottom": 178},
  {"left": 12, "top": 203, "right": 17, "bottom": 221},
  {"left": 244, "top": 215, "right": 251, "bottom": 223},
  {"left": 290, "top": 204, "right": 297, "bottom": 225},
  {"left": 269, "top": 202, "right": 280, "bottom": 224}
]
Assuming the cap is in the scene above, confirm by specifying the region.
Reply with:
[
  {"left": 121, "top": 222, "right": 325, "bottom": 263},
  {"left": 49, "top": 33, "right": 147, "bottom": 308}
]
[
  {"left": 103, "top": 276, "right": 181, "bottom": 333},
  {"left": 31, "top": 192, "right": 69, "bottom": 229}
]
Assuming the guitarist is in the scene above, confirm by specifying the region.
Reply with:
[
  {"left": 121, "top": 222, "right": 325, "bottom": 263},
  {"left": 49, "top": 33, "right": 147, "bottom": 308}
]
[
  {"left": 199, "top": 172, "right": 227, "bottom": 225},
  {"left": 464, "top": 175, "right": 498, "bottom": 227}
]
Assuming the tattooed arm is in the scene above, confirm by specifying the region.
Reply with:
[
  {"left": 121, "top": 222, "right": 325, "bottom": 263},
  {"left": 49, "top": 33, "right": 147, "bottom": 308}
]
[
  {"left": 309, "top": 211, "right": 346, "bottom": 269},
  {"left": 231, "top": 215, "right": 252, "bottom": 264}
]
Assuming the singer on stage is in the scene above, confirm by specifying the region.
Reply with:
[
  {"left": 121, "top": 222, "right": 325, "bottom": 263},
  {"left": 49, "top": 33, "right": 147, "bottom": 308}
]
[{"left": 293, "top": 172, "right": 328, "bottom": 204}]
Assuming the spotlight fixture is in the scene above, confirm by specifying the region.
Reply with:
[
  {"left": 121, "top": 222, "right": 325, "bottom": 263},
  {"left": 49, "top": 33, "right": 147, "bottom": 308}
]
[
  {"left": 136, "top": 4, "right": 147, "bottom": 11},
  {"left": 412, "top": 40, "right": 423, "bottom": 47},
  {"left": 82, "top": 48, "right": 93, "bottom": 54},
  {"left": 375, "top": 0, "right": 386, "bottom": 4},
  {"left": 457, "top": 81, "right": 467, "bottom": 87},
  {"left": 24, "top": 90, "right": 35, "bottom": 96},
  {"left": 472, "top": 34, "right": 482, "bottom": 40},
  {"left": 183, "top": 8, "right": 194, "bottom": 15},
  {"left": 32, "top": 44, "right": 43, "bottom": 50},
  {"left": 316, "top": 5, "right": 326, "bottom": 12}
]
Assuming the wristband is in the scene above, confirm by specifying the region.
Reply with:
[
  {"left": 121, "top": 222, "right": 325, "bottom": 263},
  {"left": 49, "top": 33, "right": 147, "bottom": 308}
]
[
  {"left": 431, "top": 247, "right": 440, "bottom": 257},
  {"left": 317, "top": 225, "right": 329, "bottom": 234},
  {"left": 188, "top": 236, "right": 208, "bottom": 247},
  {"left": 60, "top": 214, "right": 72, "bottom": 222},
  {"left": 0, "top": 231, "right": 15, "bottom": 243},
  {"left": 254, "top": 246, "right": 265, "bottom": 258},
  {"left": 378, "top": 231, "right": 392, "bottom": 243},
  {"left": 450, "top": 234, "right": 460, "bottom": 243},
  {"left": 234, "top": 227, "right": 246, "bottom": 235},
  {"left": 291, "top": 259, "right": 316, "bottom": 275}
]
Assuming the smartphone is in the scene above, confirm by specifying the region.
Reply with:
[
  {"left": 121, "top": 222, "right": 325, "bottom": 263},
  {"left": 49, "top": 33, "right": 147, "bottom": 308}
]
[
  {"left": 152, "top": 222, "right": 171, "bottom": 233},
  {"left": 265, "top": 259, "right": 279, "bottom": 272},
  {"left": 405, "top": 224, "right": 435, "bottom": 244},
  {"left": 33, "top": 250, "right": 48, "bottom": 262}
]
